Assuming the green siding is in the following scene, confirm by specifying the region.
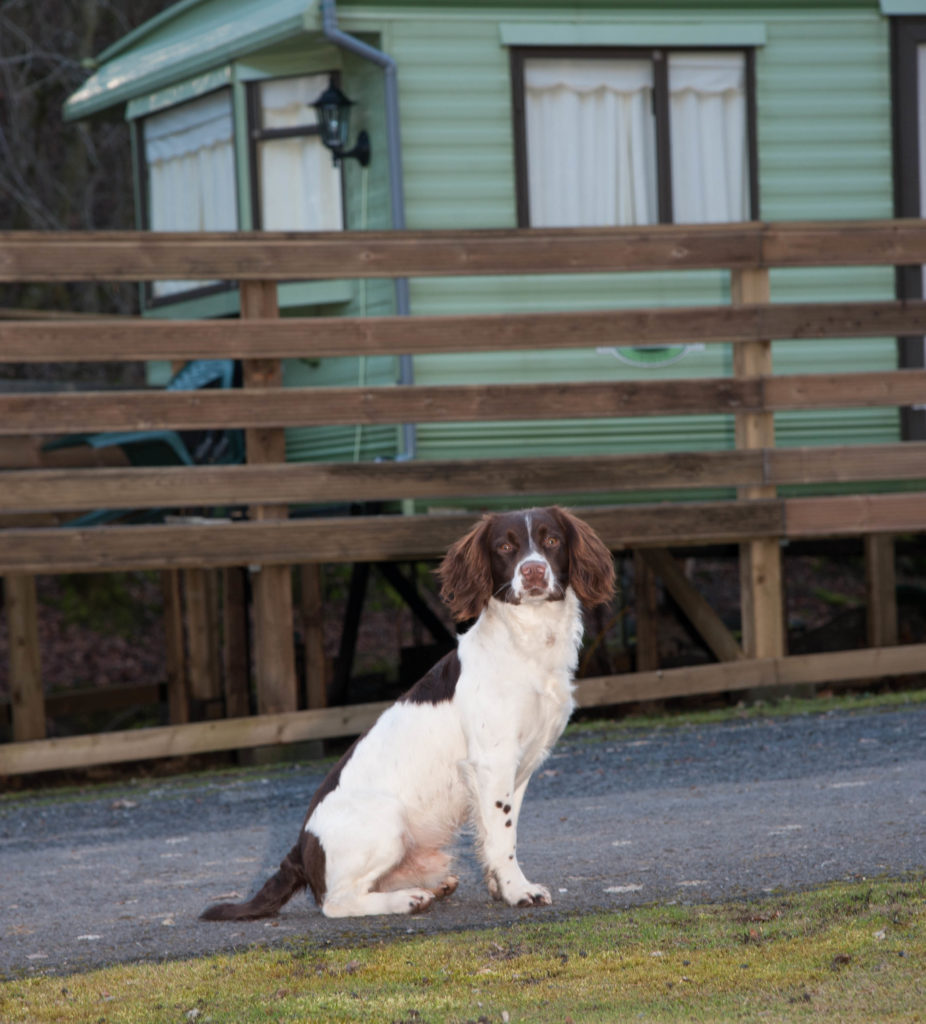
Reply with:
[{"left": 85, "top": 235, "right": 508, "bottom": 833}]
[
  {"left": 282, "top": 42, "right": 401, "bottom": 465},
  {"left": 284, "top": 353, "right": 399, "bottom": 464},
  {"left": 757, "top": 14, "right": 893, "bottom": 219},
  {"left": 338, "top": 1, "right": 899, "bottom": 470},
  {"left": 69, "top": 0, "right": 902, "bottom": 480}
]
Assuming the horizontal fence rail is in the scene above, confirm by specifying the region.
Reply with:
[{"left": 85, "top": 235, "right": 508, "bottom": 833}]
[
  {"left": 0, "top": 503, "right": 786, "bottom": 573},
  {"left": 2, "top": 371, "right": 926, "bottom": 435},
  {"left": 1, "top": 493, "right": 924, "bottom": 575},
  {"left": 4, "top": 300, "right": 926, "bottom": 361},
  {"left": 2, "top": 220, "right": 925, "bottom": 775},
  {"left": 5, "top": 220, "right": 926, "bottom": 280},
  {"left": 3, "top": 642, "right": 925, "bottom": 777},
  {"left": 2, "top": 445, "right": 926, "bottom": 515}
]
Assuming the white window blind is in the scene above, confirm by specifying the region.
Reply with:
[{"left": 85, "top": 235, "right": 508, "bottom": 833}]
[
  {"left": 143, "top": 90, "right": 237, "bottom": 298},
  {"left": 256, "top": 75, "right": 343, "bottom": 231},
  {"left": 668, "top": 52, "right": 749, "bottom": 223},
  {"left": 524, "top": 51, "right": 750, "bottom": 227},
  {"left": 525, "top": 59, "right": 657, "bottom": 227}
]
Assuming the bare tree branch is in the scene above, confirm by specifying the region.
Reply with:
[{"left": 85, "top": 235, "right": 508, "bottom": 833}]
[{"left": 0, "top": 0, "right": 175, "bottom": 379}]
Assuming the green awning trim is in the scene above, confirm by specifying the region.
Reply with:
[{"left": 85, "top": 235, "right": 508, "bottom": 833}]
[
  {"left": 64, "top": 0, "right": 318, "bottom": 121},
  {"left": 880, "top": 0, "right": 926, "bottom": 14},
  {"left": 499, "top": 20, "right": 767, "bottom": 48}
]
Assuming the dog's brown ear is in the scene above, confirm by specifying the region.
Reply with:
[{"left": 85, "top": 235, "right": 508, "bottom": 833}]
[
  {"left": 437, "top": 515, "right": 494, "bottom": 622},
  {"left": 552, "top": 506, "right": 615, "bottom": 609}
]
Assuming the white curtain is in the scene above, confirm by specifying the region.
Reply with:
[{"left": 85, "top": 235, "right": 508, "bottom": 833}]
[
  {"left": 524, "top": 59, "right": 658, "bottom": 227},
  {"left": 523, "top": 52, "right": 749, "bottom": 227},
  {"left": 144, "top": 90, "right": 237, "bottom": 297},
  {"left": 669, "top": 52, "right": 749, "bottom": 223},
  {"left": 257, "top": 75, "right": 344, "bottom": 231}
]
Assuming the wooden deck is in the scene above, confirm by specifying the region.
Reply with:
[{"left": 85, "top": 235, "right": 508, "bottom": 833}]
[{"left": 1, "top": 220, "right": 925, "bottom": 774}]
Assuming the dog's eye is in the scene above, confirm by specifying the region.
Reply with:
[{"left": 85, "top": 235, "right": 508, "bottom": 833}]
[
  {"left": 543, "top": 536, "right": 560, "bottom": 549},
  {"left": 498, "top": 541, "right": 514, "bottom": 554}
]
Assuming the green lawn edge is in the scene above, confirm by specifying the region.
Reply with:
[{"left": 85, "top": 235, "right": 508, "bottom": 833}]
[{"left": 3, "top": 875, "right": 924, "bottom": 1023}]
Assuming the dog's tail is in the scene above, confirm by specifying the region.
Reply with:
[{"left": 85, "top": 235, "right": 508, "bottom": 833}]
[{"left": 200, "top": 842, "right": 307, "bottom": 921}]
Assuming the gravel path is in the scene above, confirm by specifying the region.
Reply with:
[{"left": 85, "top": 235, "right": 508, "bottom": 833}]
[{"left": 1, "top": 700, "right": 924, "bottom": 977}]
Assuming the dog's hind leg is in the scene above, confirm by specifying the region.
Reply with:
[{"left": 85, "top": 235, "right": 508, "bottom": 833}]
[
  {"left": 320, "top": 840, "right": 438, "bottom": 917},
  {"left": 375, "top": 847, "right": 458, "bottom": 900},
  {"left": 311, "top": 797, "right": 441, "bottom": 918},
  {"left": 323, "top": 886, "right": 436, "bottom": 917}
]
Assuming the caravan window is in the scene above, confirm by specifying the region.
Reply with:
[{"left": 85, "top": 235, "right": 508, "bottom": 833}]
[
  {"left": 140, "top": 89, "right": 238, "bottom": 298},
  {"left": 512, "top": 49, "right": 758, "bottom": 227},
  {"left": 248, "top": 74, "right": 344, "bottom": 232}
]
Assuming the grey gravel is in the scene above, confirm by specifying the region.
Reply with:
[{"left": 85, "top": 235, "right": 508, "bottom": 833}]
[{"left": 1, "top": 700, "right": 924, "bottom": 977}]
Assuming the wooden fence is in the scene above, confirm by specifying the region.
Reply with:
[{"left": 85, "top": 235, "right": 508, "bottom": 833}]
[{"left": 1, "top": 220, "right": 926, "bottom": 775}]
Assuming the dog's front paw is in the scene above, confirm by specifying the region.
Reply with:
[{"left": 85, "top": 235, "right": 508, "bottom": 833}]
[{"left": 512, "top": 883, "right": 552, "bottom": 908}]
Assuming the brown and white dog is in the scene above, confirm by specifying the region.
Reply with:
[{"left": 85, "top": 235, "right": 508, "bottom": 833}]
[{"left": 201, "top": 506, "right": 614, "bottom": 920}]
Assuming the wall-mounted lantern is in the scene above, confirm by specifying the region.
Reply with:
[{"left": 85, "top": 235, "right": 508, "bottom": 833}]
[{"left": 311, "top": 77, "right": 371, "bottom": 167}]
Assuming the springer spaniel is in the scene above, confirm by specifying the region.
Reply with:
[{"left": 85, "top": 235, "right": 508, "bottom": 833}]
[{"left": 201, "top": 506, "right": 614, "bottom": 920}]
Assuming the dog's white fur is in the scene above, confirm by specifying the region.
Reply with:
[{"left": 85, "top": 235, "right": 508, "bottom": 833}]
[
  {"left": 200, "top": 506, "right": 614, "bottom": 922},
  {"left": 311, "top": 586, "right": 583, "bottom": 916}
]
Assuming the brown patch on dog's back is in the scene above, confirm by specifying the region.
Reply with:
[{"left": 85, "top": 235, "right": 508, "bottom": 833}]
[{"left": 398, "top": 650, "right": 461, "bottom": 705}]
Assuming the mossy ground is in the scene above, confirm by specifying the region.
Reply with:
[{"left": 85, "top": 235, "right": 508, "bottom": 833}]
[{"left": 3, "top": 876, "right": 922, "bottom": 1024}]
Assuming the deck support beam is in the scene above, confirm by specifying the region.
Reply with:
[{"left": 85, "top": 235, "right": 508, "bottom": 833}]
[
  {"left": 240, "top": 280, "right": 297, "bottom": 717},
  {"left": 5, "top": 574, "right": 45, "bottom": 741},
  {"left": 732, "top": 268, "right": 786, "bottom": 662}
]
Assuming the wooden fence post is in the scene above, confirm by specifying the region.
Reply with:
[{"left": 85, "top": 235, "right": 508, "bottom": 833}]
[
  {"left": 161, "top": 570, "right": 190, "bottom": 724},
  {"left": 633, "top": 551, "right": 661, "bottom": 672},
  {"left": 223, "top": 567, "right": 251, "bottom": 718},
  {"left": 731, "top": 268, "right": 786, "bottom": 661},
  {"left": 239, "top": 281, "right": 298, "bottom": 716},
  {"left": 5, "top": 574, "right": 45, "bottom": 740},
  {"left": 299, "top": 564, "right": 328, "bottom": 709},
  {"left": 184, "top": 567, "right": 222, "bottom": 718},
  {"left": 865, "top": 534, "right": 898, "bottom": 647}
]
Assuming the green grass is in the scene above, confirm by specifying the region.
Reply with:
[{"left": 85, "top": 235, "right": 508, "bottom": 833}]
[{"left": 3, "top": 876, "right": 923, "bottom": 1023}]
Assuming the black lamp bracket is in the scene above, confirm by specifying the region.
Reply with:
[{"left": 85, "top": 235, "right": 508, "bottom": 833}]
[{"left": 331, "top": 129, "right": 371, "bottom": 168}]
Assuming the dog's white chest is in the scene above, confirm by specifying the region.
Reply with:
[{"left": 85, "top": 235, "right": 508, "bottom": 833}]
[{"left": 454, "top": 589, "right": 581, "bottom": 765}]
